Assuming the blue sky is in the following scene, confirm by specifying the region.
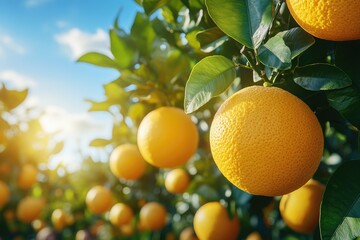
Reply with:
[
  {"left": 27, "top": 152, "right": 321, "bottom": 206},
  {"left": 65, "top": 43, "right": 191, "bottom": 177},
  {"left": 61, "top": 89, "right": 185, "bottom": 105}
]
[{"left": 0, "top": 0, "right": 142, "bottom": 169}]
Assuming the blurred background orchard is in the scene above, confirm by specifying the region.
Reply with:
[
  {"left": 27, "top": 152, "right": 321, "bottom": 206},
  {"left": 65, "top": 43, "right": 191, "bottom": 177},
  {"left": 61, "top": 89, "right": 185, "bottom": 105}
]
[{"left": 1, "top": 0, "right": 360, "bottom": 240}]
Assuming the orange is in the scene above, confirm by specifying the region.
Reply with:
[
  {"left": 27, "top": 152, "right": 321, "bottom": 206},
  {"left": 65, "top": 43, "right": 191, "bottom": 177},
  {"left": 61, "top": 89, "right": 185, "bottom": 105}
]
[
  {"left": 0, "top": 181, "right": 10, "bottom": 208},
  {"left": 85, "top": 186, "right": 113, "bottom": 214},
  {"left": 139, "top": 202, "right": 167, "bottom": 230},
  {"left": 137, "top": 107, "right": 198, "bottom": 168},
  {"left": 51, "top": 209, "right": 71, "bottom": 230},
  {"left": 286, "top": 0, "right": 360, "bottom": 41},
  {"left": 180, "top": 227, "right": 199, "bottom": 240},
  {"left": 165, "top": 168, "right": 190, "bottom": 194},
  {"left": 109, "top": 203, "right": 134, "bottom": 227},
  {"left": 246, "top": 231, "right": 262, "bottom": 240},
  {"left": 210, "top": 86, "right": 323, "bottom": 196},
  {"left": 193, "top": 202, "right": 240, "bottom": 240},
  {"left": 120, "top": 224, "right": 133, "bottom": 236},
  {"left": 17, "top": 197, "right": 45, "bottom": 223},
  {"left": 109, "top": 144, "right": 146, "bottom": 180},
  {"left": 280, "top": 179, "right": 325, "bottom": 234},
  {"left": 17, "top": 164, "right": 38, "bottom": 189}
]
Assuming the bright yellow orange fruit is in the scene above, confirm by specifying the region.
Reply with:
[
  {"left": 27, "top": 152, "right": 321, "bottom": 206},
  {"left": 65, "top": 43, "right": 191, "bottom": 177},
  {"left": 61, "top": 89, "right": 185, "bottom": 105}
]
[
  {"left": 286, "top": 0, "right": 360, "bottom": 41},
  {"left": 139, "top": 202, "right": 167, "bottom": 230},
  {"left": 280, "top": 179, "right": 325, "bottom": 234},
  {"left": 137, "top": 107, "right": 198, "bottom": 168},
  {"left": 109, "top": 203, "right": 134, "bottom": 227},
  {"left": 109, "top": 144, "right": 146, "bottom": 180},
  {"left": 17, "top": 164, "right": 38, "bottom": 189},
  {"left": 85, "top": 186, "right": 113, "bottom": 215},
  {"left": 210, "top": 86, "right": 323, "bottom": 196},
  {"left": 180, "top": 227, "right": 199, "bottom": 240},
  {"left": 194, "top": 202, "right": 240, "bottom": 240},
  {"left": 17, "top": 197, "right": 45, "bottom": 223},
  {"left": 165, "top": 168, "right": 190, "bottom": 194}
]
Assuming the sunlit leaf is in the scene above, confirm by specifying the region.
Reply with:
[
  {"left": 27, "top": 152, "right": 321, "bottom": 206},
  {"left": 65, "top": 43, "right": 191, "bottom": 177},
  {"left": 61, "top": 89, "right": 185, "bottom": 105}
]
[
  {"left": 184, "top": 55, "right": 236, "bottom": 113},
  {"left": 196, "top": 27, "right": 228, "bottom": 52},
  {"left": 110, "top": 29, "right": 138, "bottom": 69},
  {"left": 206, "top": 0, "right": 272, "bottom": 48},
  {"left": 89, "top": 138, "right": 112, "bottom": 147},
  {"left": 0, "top": 85, "right": 28, "bottom": 111},
  {"left": 77, "top": 52, "right": 119, "bottom": 70},
  {"left": 131, "top": 13, "right": 156, "bottom": 57},
  {"left": 320, "top": 160, "right": 360, "bottom": 240},
  {"left": 143, "top": 0, "right": 170, "bottom": 15}
]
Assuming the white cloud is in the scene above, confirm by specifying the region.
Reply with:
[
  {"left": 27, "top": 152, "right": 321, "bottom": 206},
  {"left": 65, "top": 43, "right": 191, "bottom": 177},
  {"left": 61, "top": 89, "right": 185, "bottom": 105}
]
[
  {"left": 0, "top": 34, "right": 25, "bottom": 58},
  {"left": 55, "top": 28, "right": 110, "bottom": 59},
  {"left": 25, "top": 0, "right": 53, "bottom": 7},
  {"left": 0, "top": 70, "right": 36, "bottom": 89}
]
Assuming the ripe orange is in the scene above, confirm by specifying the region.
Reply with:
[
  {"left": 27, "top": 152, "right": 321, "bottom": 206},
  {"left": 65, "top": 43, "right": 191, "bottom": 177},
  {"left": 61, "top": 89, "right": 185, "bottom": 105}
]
[
  {"left": 165, "top": 168, "right": 190, "bottom": 194},
  {"left": 51, "top": 209, "right": 72, "bottom": 230},
  {"left": 286, "top": 0, "right": 360, "bottom": 41},
  {"left": 0, "top": 181, "right": 10, "bottom": 208},
  {"left": 17, "top": 164, "right": 38, "bottom": 189},
  {"left": 193, "top": 202, "right": 240, "bottom": 240},
  {"left": 17, "top": 197, "right": 45, "bottom": 223},
  {"left": 137, "top": 107, "right": 199, "bottom": 168},
  {"left": 85, "top": 186, "right": 113, "bottom": 215},
  {"left": 210, "top": 86, "right": 323, "bottom": 196},
  {"left": 109, "top": 203, "right": 134, "bottom": 227},
  {"left": 180, "top": 227, "right": 199, "bottom": 240},
  {"left": 280, "top": 179, "right": 325, "bottom": 234},
  {"left": 139, "top": 202, "right": 167, "bottom": 230},
  {"left": 120, "top": 224, "right": 133, "bottom": 236},
  {"left": 109, "top": 144, "right": 146, "bottom": 180},
  {"left": 246, "top": 231, "right": 262, "bottom": 240}
]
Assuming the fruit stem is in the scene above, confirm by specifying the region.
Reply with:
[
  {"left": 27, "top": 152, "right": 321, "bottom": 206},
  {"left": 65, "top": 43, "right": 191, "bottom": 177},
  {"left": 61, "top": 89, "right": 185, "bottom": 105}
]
[{"left": 240, "top": 46, "right": 270, "bottom": 83}]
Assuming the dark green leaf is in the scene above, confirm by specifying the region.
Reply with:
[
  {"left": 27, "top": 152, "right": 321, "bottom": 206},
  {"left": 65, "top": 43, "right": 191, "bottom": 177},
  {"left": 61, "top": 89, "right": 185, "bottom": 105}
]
[
  {"left": 143, "top": 0, "right": 170, "bottom": 15},
  {"left": 294, "top": 64, "right": 352, "bottom": 91},
  {"left": 77, "top": 52, "right": 119, "bottom": 69},
  {"left": 258, "top": 35, "right": 292, "bottom": 70},
  {"left": 110, "top": 29, "right": 137, "bottom": 69},
  {"left": 320, "top": 160, "right": 360, "bottom": 240},
  {"left": 131, "top": 13, "right": 156, "bottom": 57},
  {"left": 0, "top": 85, "right": 28, "bottom": 110},
  {"left": 89, "top": 138, "right": 112, "bottom": 147},
  {"left": 196, "top": 27, "right": 228, "bottom": 52},
  {"left": 206, "top": 0, "right": 272, "bottom": 48},
  {"left": 184, "top": 55, "right": 236, "bottom": 113},
  {"left": 277, "top": 27, "right": 315, "bottom": 59},
  {"left": 326, "top": 86, "right": 360, "bottom": 129}
]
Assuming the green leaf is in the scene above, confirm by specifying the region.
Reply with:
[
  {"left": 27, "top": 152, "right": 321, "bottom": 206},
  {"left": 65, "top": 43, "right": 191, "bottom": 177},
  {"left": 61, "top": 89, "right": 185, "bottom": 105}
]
[
  {"left": 258, "top": 35, "right": 292, "bottom": 70},
  {"left": 89, "top": 138, "right": 112, "bottom": 147},
  {"left": 131, "top": 13, "right": 156, "bottom": 57},
  {"left": 143, "top": 0, "right": 170, "bottom": 15},
  {"left": 277, "top": 27, "right": 315, "bottom": 59},
  {"left": 196, "top": 27, "right": 228, "bottom": 53},
  {"left": 184, "top": 56, "right": 236, "bottom": 113},
  {"left": 110, "top": 29, "right": 137, "bottom": 69},
  {"left": 206, "top": 0, "right": 272, "bottom": 49},
  {"left": 294, "top": 64, "right": 352, "bottom": 91},
  {"left": 320, "top": 160, "right": 360, "bottom": 240},
  {"left": 0, "top": 85, "right": 28, "bottom": 111},
  {"left": 86, "top": 100, "right": 113, "bottom": 112},
  {"left": 77, "top": 52, "right": 119, "bottom": 69},
  {"left": 326, "top": 86, "right": 360, "bottom": 129}
]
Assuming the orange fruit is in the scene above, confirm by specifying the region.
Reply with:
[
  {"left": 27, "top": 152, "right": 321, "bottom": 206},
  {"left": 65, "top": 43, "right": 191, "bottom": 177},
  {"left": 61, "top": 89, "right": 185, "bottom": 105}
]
[
  {"left": 165, "top": 168, "right": 190, "bottom": 194},
  {"left": 51, "top": 209, "right": 70, "bottom": 230},
  {"left": 139, "top": 202, "right": 167, "bottom": 230},
  {"left": 109, "top": 203, "right": 134, "bottom": 227},
  {"left": 120, "top": 224, "right": 133, "bottom": 236},
  {"left": 17, "top": 197, "right": 45, "bottom": 223},
  {"left": 17, "top": 164, "right": 38, "bottom": 189},
  {"left": 180, "top": 227, "right": 199, "bottom": 240},
  {"left": 193, "top": 202, "right": 240, "bottom": 240},
  {"left": 85, "top": 186, "right": 113, "bottom": 214},
  {"left": 280, "top": 179, "right": 325, "bottom": 234},
  {"left": 109, "top": 144, "right": 146, "bottom": 180},
  {"left": 137, "top": 107, "right": 198, "bottom": 168},
  {"left": 210, "top": 86, "right": 323, "bottom": 196},
  {"left": 286, "top": 0, "right": 360, "bottom": 41},
  {"left": 0, "top": 181, "right": 10, "bottom": 208},
  {"left": 246, "top": 231, "right": 262, "bottom": 240}
]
